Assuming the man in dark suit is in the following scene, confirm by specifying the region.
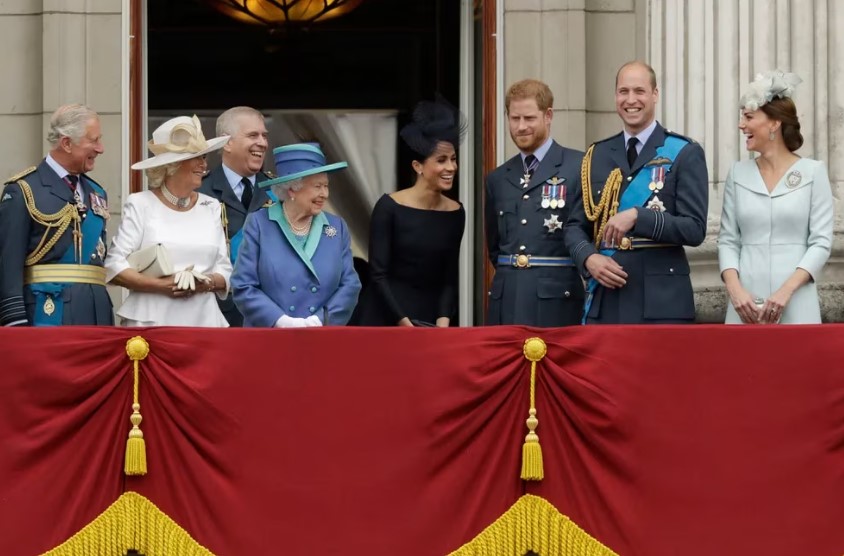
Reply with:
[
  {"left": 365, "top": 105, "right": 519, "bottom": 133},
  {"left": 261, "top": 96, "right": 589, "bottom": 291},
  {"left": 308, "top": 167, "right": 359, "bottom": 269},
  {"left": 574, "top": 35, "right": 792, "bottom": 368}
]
[
  {"left": 484, "top": 79, "right": 585, "bottom": 326},
  {"left": 564, "top": 61, "right": 709, "bottom": 324},
  {"left": 0, "top": 104, "right": 113, "bottom": 326},
  {"left": 199, "top": 106, "right": 271, "bottom": 326}
]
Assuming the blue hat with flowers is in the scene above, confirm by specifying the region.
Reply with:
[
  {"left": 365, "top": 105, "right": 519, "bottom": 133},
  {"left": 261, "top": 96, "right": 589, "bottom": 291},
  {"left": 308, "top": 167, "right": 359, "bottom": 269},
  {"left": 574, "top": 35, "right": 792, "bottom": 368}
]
[{"left": 258, "top": 142, "right": 348, "bottom": 189}]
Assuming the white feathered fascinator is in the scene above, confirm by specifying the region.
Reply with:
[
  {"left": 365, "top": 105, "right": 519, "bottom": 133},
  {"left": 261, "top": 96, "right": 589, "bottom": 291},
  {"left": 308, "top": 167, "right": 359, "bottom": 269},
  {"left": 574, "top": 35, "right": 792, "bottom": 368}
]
[{"left": 740, "top": 70, "right": 802, "bottom": 111}]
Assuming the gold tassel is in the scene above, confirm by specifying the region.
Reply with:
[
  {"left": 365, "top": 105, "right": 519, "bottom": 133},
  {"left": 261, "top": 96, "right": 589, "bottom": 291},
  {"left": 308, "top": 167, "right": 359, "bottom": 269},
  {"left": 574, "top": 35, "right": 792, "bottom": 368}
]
[
  {"left": 521, "top": 337, "right": 547, "bottom": 481},
  {"left": 125, "top": 336, "right": 150, "bottom": 476}
]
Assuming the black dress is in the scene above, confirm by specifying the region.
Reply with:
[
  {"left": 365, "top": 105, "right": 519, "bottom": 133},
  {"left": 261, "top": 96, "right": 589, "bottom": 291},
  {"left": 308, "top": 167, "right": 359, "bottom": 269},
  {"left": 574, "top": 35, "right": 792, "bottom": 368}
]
[{"left": 357, "top": 194, "right": 465, "bottom": 326}]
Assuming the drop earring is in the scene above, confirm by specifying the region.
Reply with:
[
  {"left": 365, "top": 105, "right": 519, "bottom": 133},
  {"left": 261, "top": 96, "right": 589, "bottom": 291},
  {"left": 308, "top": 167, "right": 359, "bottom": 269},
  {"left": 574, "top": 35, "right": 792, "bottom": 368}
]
[{"left": 769, "top": 130, "right": 775, "bottom": 141}]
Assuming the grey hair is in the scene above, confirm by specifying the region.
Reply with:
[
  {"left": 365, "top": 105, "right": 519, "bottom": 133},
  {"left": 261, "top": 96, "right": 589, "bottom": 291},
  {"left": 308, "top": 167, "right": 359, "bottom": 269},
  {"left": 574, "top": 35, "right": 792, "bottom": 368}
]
[
  {"left": 145, "top": 162, "right": 183, "bottom": 188},
  {"left": 271, "top": 178, "right": 304, "bottom": 201},
  {"left": 216, "top": 106, "right": 265, "bottom": 137},
  {"left": 46, "top": 104, "right": 99, "bottom": 146}
]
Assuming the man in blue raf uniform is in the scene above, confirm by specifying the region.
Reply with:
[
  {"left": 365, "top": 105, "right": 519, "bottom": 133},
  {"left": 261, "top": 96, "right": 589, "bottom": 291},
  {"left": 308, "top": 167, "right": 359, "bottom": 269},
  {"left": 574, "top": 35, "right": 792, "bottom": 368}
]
[
  {"left": 199, "top": 106, "right": 273, "bottom": 326},
  {"left": 565, "top": 61, "right": 709, "bottom": 324},
  {"left": 0, "top": 104, "right": 113, "bottom": 326},
  {"left": 485, "top": 79, "right": 585, "bottom": 326}
]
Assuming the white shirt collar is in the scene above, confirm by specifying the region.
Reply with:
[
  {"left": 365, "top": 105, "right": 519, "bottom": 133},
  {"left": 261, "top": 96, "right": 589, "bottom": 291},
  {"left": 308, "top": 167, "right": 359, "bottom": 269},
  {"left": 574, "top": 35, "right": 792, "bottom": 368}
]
[
  {"left": 222, "top": 163, "right": 255, "bottom": 194},
  {"left": 521, "top": 136, "right": 554, "bottom": 163},
  {"left": 45, "top": 153, "right": 73, "bottom": 181}
]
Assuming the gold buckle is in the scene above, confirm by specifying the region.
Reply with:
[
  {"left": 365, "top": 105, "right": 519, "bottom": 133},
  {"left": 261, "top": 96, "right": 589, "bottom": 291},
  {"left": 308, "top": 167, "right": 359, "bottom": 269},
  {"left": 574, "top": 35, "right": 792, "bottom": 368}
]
[
  {"left": 514, "top": 254, "right": 531, "bottom": 268},
  {"left": 618, "top": 237, "right": 633, "bottom": 251}
]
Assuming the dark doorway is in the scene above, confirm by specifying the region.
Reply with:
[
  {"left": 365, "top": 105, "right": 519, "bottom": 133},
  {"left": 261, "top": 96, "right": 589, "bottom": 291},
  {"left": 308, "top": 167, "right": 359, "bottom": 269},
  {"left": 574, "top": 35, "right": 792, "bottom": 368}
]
[{"left": 146, "top": 0, "right": 461, "bottom": 191}]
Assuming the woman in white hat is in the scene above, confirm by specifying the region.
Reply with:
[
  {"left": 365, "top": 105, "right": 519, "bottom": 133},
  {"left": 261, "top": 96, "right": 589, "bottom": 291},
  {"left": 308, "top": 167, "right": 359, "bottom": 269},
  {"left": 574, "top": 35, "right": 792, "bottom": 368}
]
[{"left": 104, "top": 115, "right": 233, "bottom": 326}]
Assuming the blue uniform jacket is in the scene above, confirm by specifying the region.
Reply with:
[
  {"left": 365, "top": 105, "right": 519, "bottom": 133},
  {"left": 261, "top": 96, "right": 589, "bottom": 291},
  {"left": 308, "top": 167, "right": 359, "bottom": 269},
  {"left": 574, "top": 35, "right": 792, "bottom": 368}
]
[
  {"left": 564, "top": 123, "right": 709, "bottom": 323},
  {"left": 0, "top": 160, "right": 113, "bottom": 326},
  {"left": 231, "top": 203, "right": 361, "bottom": 327}
]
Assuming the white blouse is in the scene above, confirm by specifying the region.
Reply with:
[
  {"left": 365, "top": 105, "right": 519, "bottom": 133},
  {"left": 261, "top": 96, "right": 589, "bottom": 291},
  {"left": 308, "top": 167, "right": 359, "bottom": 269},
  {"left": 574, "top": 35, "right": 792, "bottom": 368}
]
[{"left": 105, "top": 190, "right": 232, "bottom": 327}]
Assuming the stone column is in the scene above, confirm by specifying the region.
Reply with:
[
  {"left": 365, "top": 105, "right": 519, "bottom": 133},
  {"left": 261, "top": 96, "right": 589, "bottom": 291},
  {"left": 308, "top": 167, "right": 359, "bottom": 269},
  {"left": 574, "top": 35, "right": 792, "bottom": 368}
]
[
  {"left": 502, "top": 0, "right": 588, "bottom": 157},
  {"left": 649, "top": 0, "right": 844, "bottom": 321}
]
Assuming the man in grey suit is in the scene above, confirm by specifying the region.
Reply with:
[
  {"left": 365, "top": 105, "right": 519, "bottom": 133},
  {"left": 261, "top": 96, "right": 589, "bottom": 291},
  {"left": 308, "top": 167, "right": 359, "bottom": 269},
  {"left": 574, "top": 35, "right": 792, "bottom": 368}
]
[
  {"left": 564, "top": 61, "right": 709, "bottom": 324},
  {"left": 485, "top": 79, "right": 585, "bottom": 326},
  {"left": 199, "top": 106, "right": 271, "bottom": 326}
]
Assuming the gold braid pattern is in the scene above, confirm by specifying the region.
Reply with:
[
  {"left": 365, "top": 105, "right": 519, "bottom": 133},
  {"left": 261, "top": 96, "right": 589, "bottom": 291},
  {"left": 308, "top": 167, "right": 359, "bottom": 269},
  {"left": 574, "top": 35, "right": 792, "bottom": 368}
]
[
  {"left": 580, "top": 144, "right": 623, "bottom": 248},
  {"left": 16, "top": 179, "right": 81, "bottom": 266}
]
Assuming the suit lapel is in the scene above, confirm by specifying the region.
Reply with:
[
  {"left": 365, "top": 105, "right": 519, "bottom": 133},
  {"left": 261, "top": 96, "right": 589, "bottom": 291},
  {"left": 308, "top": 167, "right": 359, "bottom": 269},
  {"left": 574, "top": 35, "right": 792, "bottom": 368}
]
[
  {"left": 37, "top": 161, "right": 74, "bottom": 205},
  {"left": 631, "top": 124, "right": 664, "bottom": 175},
  {"left": 528, "top": 141, "right": 564, "bottom": 191},
  {"left": 504, "top": 154, "right": 529, "bottom": 190},
  {"left": 606, "top": 133, "right": 628, "bottom": 176},
  {"left": 249, "top": 171, "right": 272, "bottom": 210}
]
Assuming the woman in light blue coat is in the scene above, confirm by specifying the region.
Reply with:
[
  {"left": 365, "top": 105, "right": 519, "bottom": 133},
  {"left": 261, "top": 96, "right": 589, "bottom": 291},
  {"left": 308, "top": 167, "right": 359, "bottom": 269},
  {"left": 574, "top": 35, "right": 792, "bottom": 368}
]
[
  {"left": 718, "top": 71, "right": 833, "bottom": 324},
  {"left": 231, "top": 143, "right": 361, "bottom": 327}
]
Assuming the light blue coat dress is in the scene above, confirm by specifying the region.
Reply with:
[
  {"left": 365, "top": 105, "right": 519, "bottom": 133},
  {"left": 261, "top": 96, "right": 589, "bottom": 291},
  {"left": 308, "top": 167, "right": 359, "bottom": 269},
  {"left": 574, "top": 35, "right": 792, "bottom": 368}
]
[
  {"left": 231, "top": 202, "right": 361, "bottom": 327},
  {"left": 718, "top": 158, "right": 834, "bottom": 324}
]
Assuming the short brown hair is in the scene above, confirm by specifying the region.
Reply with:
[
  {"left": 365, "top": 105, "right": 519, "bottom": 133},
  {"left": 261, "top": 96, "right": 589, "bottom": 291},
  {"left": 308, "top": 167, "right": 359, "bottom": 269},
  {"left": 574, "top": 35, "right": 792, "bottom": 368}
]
[
  {"left": 615, "top": 61, "right": 658, "bottom": 90},
  {"left": 505, "top": 79, "right": 554, "bottom": 113},
  {"left": 760, "top": 97, "right": 804, "bottom": 152}
]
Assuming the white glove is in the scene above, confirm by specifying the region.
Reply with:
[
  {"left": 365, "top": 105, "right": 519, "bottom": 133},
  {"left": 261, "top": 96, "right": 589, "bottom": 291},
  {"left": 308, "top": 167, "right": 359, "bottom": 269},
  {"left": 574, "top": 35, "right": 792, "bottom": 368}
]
[
  {"left": 304, "top": 315, "right": 322, "bottom": 327},
  {"left": 274, "top": 314, "right": 310, "bottom": 328},
  {"left": 173, "top": 265, "right": 212, "bottom": 291}
]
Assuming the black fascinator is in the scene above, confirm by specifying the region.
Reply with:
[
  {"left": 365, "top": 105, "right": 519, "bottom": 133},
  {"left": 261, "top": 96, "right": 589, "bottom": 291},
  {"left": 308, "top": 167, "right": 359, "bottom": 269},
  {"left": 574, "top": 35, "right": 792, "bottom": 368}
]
[{"left": 399, "top": 95, "right": 468, "bottom": 158}]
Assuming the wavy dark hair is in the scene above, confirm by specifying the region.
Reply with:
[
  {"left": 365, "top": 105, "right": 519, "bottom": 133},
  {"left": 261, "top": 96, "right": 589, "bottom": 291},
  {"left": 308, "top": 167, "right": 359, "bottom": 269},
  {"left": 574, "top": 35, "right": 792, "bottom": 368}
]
[{"left": 399, "top": 96, "right": 467, "bottom": 159}]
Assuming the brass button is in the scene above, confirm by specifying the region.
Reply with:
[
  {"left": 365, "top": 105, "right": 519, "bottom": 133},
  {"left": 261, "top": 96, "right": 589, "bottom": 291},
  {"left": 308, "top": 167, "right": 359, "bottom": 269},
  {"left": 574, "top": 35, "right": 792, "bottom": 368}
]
[
  {"left": 627, "top": 176, "right": 633, "bottom": 182},
  {"left": 523, "top": 194, "right": 529, "bottom": 200},
  {"left": 521, "top": 219, "right": 527, "bottom": 225},
  {"left": 499, "top": 210, "right": 504, "bottom": 216},
  {"left": 564, "top": 291, "right": 571, "bottom": 298},
  {"left": 519, "top": 245, "right": 526, "bottom": 251}
]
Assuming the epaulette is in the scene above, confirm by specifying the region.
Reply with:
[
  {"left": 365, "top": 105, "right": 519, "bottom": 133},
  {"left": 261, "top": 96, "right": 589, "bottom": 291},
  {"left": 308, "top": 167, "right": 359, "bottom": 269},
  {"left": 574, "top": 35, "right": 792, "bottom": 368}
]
[
  {"left": 5, "top": 166, "right": 36, "bottom": 184},
  {"left": 664, "top": 129, "right": 698, "bottom": 144}
]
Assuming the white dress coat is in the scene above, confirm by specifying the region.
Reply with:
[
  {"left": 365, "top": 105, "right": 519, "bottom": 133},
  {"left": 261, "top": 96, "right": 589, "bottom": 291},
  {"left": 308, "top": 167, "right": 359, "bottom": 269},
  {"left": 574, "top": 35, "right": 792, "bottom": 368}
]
[{"left": 718, "top": 157, "right": 834, "bottom": 324}]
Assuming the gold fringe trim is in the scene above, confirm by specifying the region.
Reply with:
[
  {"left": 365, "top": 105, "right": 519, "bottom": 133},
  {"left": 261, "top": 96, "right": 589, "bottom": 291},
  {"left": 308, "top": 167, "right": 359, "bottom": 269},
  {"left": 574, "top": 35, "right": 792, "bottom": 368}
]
[
  {"left": 42, "top": 491, "right": 214, "bottom": 556},
  {"left": 448, "top": 495, "right": 618, "bottom": 556},
  {"left": 579, "top": 145, "right": 623, "bottom": 248},
  {"left": 125, "top": 336, "right": 150, "bottom": 476},
  {"left": 521, "top": 338, "right": 547, "bottom": 481}
]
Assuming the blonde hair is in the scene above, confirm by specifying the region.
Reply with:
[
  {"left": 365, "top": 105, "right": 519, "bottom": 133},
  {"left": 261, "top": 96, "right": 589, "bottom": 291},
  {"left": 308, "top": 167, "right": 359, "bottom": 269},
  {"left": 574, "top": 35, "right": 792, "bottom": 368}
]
[{"left": 145, "top": 162, "right": 182, "bottom": 188}]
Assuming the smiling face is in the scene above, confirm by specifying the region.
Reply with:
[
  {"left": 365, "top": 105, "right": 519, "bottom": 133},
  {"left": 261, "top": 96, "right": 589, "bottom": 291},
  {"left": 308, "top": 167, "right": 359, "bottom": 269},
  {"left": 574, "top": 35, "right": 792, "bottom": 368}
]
[
  {"left": 615, "top": 64, "right": 659, "bottom": 135},
  {"left": 222, "top": 113, "right": 268, "bottom": 177},
  {"left": 289, "top": 172, "right": 329, "bottom": 217},
  {"left": 414, "top": 141, "right": 457, "bottom": 191},
  {"left": 738, "top": 108, "right": 779, "bottom": 153},
  {"left": 170, "top": 155, "right": 208, "bottom": 191},
  {"left": 61, "top": 117, "right": 104, "bottom": 174},
  {"left": 507, "top": 98, "right": 552, "bottom": 153}
]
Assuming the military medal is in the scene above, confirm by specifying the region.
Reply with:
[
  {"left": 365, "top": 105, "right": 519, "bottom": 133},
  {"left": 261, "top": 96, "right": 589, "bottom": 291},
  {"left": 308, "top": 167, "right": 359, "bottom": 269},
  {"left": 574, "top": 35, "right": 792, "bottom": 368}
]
[
  {"left": 73, "top": 190, "right": 87, "bottom": 214},
  {"left": 544, "top": 213, "right": 562, "bottom": 232},
  {"left": 646, "top": 195, "right": 666, "bottom": 212},
  {"left": 541, "top": 184, "right": 551, "bottom": 208},
  {"left": 649, "top": 167, "right": 665, "bottom": 191},
  {"left": 520, "top": 173, "right": 531, "bottom": 188},
  {"left": 546, "top": 176, "right": 565, "bottom": 209},
  {"left": 43, "top": 296, "right": 55, "bottom": 316},
  {"left": 324, "top": 225, "right": 337, "bottom": 238},
  {"left": 786, "top": 170, "right": 802, "bottom": 188},
  {"left": 89, "top": 193, "right": 109, "bottom": 219}
]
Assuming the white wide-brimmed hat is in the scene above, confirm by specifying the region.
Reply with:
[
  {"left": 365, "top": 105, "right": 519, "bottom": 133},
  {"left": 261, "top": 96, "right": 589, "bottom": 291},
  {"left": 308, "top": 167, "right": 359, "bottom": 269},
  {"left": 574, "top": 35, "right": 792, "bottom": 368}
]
[{"left": 131, "top": 115, "right": 230, "bottom": 170}]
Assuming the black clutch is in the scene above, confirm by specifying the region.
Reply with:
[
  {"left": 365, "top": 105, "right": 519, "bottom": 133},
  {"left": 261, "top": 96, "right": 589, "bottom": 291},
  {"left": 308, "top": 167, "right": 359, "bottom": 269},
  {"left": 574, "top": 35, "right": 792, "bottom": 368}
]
[{"left": 410, "top": 319, "right": 436, "bottom": 328}]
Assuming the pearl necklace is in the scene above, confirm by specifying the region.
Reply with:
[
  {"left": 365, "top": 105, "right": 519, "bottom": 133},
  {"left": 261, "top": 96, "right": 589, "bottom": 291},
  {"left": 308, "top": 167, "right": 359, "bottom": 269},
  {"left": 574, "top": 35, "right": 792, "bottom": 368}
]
[
  {"left": 161, "top": 184, "right": 191, "bottom": 208},
  {"left": 283, "top": 202, "right": 312, "bottom": 236}
]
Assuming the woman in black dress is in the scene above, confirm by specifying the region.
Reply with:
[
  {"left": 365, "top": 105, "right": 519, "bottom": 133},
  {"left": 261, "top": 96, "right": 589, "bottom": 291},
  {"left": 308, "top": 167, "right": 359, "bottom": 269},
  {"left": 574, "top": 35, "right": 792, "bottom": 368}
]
[{"left": 357, "top": 99, "right": 466, "bottom": 327}]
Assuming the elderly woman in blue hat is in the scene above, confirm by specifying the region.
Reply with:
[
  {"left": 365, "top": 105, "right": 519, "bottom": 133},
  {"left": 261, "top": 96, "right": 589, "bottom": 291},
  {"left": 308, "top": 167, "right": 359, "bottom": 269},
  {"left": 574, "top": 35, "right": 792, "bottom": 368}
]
[{"left": 231, "top": 143, "right": 361, "bottom": 327}]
